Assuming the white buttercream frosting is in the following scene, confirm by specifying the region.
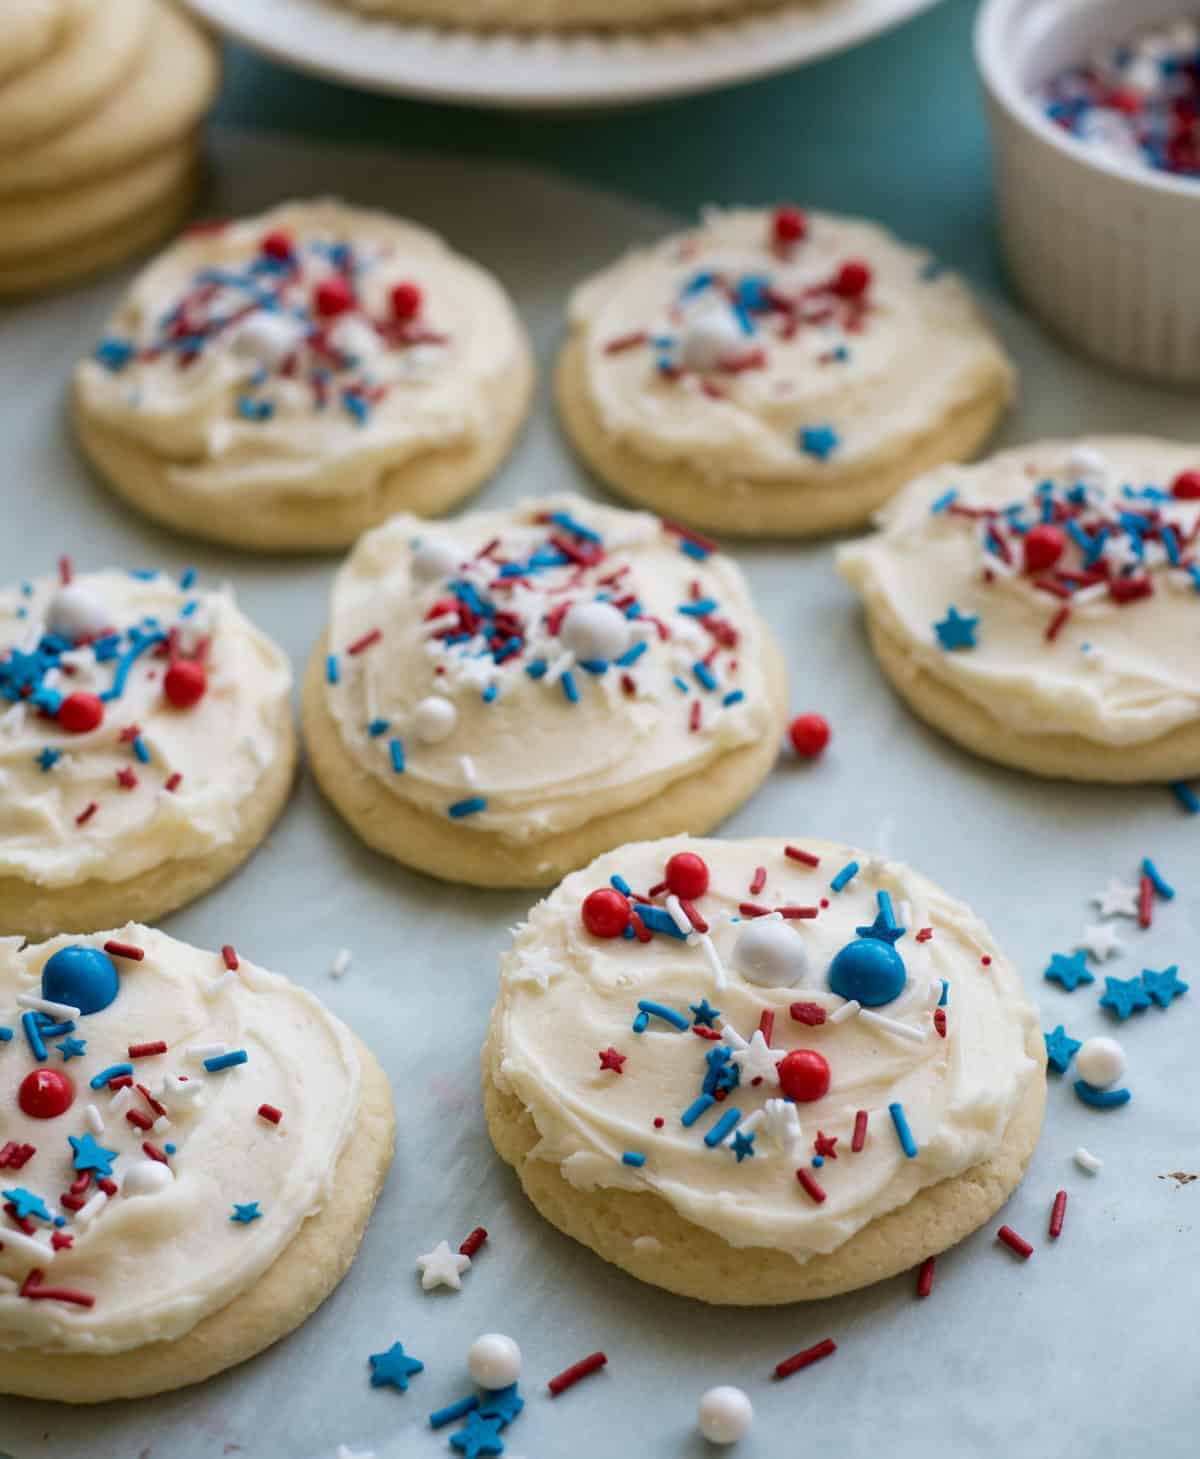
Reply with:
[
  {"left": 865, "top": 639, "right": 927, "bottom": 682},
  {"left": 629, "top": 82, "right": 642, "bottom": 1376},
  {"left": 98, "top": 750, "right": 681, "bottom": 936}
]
[
  {"left": 0, "top": 926, "right": 361, "bottom": 1354},
  {"left": 489, "top": 836, "right": 1040, "bottom": 1262},
  {"left": 567, "top": 207, "right": 1014, "bottom": 483},
  {"left": 837, "top": 437, "right": 1200, "bottom": 748},
  {"left": 74, "top": 199, "right": 528, "bottom": 498},
  {"left": 322, "top": 495, "right": 774, "bottom": 843},
  {"left": 0, "top": 566, "right": 291, "bottom": 887}
]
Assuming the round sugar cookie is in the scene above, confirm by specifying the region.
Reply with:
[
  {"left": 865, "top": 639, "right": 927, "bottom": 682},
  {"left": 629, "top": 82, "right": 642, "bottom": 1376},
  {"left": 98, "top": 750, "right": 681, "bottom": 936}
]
[
  {"left": 329, "top": 0, "right": 784, "bottom": 31},
  {"left": 303, "top": 496, "right": 789, "bottom": 889},
  {"left": 0, "top": 924, "right": 395, "bottom": 1402},
  {"left": 0, "top": 0, "right": 68, "bottom": 85},
  {"left": 72, "top": 199, "right": 536, "bottom": 553},
  {"left": 557, "top": 207, "right": 1015, "bottom": 537},
  {"left": 484, "top": 835, "right": 1046, "bottom": 1304},
  {"left": 0, "top": 0, "right": 150, "bottom": 150},
  {"left": 0, "top": 561, "right": 296, "bottom": 939},
  {"left": 838, "top": 437, "right": 1200, "bottom": 783},
  {"left": 0, "top": 4, "right": 218, "bottom": 196}
]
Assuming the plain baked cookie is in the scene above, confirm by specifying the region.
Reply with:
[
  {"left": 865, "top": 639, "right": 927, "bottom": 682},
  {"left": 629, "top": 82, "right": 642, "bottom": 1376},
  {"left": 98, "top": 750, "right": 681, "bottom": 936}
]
[
  {"left": 73, "top": 199, "right": 536, "bottom": 552},
  {"left": 0, "top": 0, "right": 68, "bottom": 85},
  {"left": 304, "top": 495, "right": 788, "bottom": 888},
  {"left": 0, "top": 560, "right": 297, "bottom": 938},
  {"left": 838, "top": 437, "right": 1200, "bottom": 783},
  {"left": 558, "top": 206, "right": 1015, "bottom": 537},
  {"left": 484, "top": 835, "right": 1045, "bottom": 1304},
  {"left": 0, "top": 924, "right": 394, "bottom": 1402}
]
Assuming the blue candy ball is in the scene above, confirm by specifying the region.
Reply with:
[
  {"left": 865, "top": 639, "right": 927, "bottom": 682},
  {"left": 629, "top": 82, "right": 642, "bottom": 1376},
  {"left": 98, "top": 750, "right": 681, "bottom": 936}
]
[
  {"left": 42, "top": 945, "right": 119, "bottom": 1016},
  {"left": 828, "top": 937, "right": 906, "bottom": 1007}
]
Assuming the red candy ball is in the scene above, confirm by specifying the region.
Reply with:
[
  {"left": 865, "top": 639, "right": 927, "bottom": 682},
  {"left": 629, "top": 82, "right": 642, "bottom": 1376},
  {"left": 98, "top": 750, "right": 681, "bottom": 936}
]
[
  {"left": 776, "top": 1049, "right": 830, "bottom": 1103},
  {"left": 314, "top": 277, "right": 355, "bottom": 318},
  {"left": 1022, "top": 523, "right": 1066, "bottom": 574},
  {"left": 1171, "top": 469, "right": 1200, "bottom": 500},
  {"left": 260, "top": 229, "right": 294, "bottom": 261},
  {"left": 831, "top": 260, "right": 872, "bottom": 299},
  {"left": 665, "top": 851, "right": 709, "bottom": 900},
  {"left": 788, "top": 713, "right": 830, "bottom": 759},
  {"left": 19, "top": 1068, "right": 74, "bottom": 1120},
  {"left": 57, "top": 691, "right": 104, "bottom": 735},
  {"left": 772, "top": 207, "right": 808, "bottom": 246},
  {"left": 390, "top": 281, "right": 423, "bottom": 321},
  {"left": 164, "top": 659, "right": 208, "bottom": 709},
  {"left": 582, "top": 888, "right": 631, "bottom": 939}
]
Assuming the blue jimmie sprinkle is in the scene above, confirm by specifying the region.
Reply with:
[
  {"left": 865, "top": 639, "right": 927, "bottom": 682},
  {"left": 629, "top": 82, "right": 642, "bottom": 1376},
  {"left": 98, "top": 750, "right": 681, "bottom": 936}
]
[
  {"left": 632, "top": 1010, "right": 649, "bottom": 1032},
  {"left": 180, "top": 568, "right": 197, "bottom": 590},
  {"left": 578, "top": 659, "right": 609, "bottom": 676},
  {"left": 680, "top": 539, "right": 710, "bottom": 561},
  {"left": 681, "top": 1094, "right": 715, "bottom": 1127},
  {"left": 693, "top": 661, "right": 718, "bottom": 692},
  {"left": 525, "top": 659, "right": 548, "bottom": 680},
  {"left": 549, "top": 511, "right": 602, "bottom": 543},
  {"left": 678, "top": 599, "right": 717, "bottom": 617},
  {"left": 673, "top": 676, "right": 690, "bottom": 694},
  {"left": 94, "top": 337, "right": 135, "bottom": 372},
  {"left": 237, "top": 396, "right": 275, "bottom": 422},
  {"left": 1169, "top": 781, "right": 1200, "bottom": 814},
  {"left": 633, "top": 905, "right": 689, "bottom": 940},
  {"left": 561, "top": 670, "right": 579, "bottom": 704},
  {"left": 704, "top": 1108, "right": 742, "bottom": 1148},
  {"left": 616, "top": 641, "right": 647, "bottom": 667},
  {"left": 449, "top": 797, "right": 487, "bottom": 819},
  {"left": 622, "top": 1151, "right": 646, "bottom": 1168},
  {"left": 326, "top": 655, "right": 339, "bottom": 685},
  {"left": 36, "top": 747, "right": 61, "bottom": 772},
  {"left": 204, "top": 1050, "right": 249, "bottom": 1073},
  {"left": 20, "top": 1013, "right": 46, "bottom": 1062},
  {"left": 636, "top": 1000, "right": 689, "bottom": 1031},
  {"left": 1142, "top": 857, "right": 1175, "bottom": 899},
  {"left": 799, "top": 424, "right": 840, "bottom": 460},
  {"left": 482, "top": 683, "right": 498, "bottom": 704},
  {"left": 389, "top": 738, "right": 406, "bottom": 774},
  {"left": 89, "top": 1063, "right": 134, "bottom": 1089},
  {"left": 889, "top": 1101, "right": 918, "bottom": 1158},
  {"left": 722, "top": 690, "right": 745, "bottom": 707},
  {"left": 938, "top": 979, "right": 949, "bottom": 1008},
  {"left": 0, "top": 1027, "right": 12, "bottom": 1042},
  {"left": 368, "top": 718, "right": 389, "bottom": 738},
  {"left": 610, "top": 874, "right": 632, "bottom": 896},
  {"left": 429, "top": 1396, "right": 480, "bottom": 1430},
  {"left": 830, "top": 861, "right": 860, "bottom": 893},
  {"left": 132, "top": 736, "right": 150, "bottom": 765},
  {"left": 877, "top": 889, "right": 897, "bottom": 928}
]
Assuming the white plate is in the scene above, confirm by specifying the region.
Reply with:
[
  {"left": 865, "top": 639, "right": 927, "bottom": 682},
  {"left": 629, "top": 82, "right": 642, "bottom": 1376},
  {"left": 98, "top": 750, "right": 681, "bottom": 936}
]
[{"left": 181, "top": 0, "right": 944, "bottom": 109}]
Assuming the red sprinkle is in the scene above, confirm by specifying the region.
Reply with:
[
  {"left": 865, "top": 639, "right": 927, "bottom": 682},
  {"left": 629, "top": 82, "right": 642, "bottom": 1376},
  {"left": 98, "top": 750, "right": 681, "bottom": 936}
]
[
  {"left": 74, "top": 802, "right": 98, "bottom": 827},
  {"left": 749, "top": 867, "right": 767, "bottom": 896},
  {"left": 58, "top": 555, "right": 73, "bottom": 585},
  {"left": 934, "top": 1008, "right": 947, "bottom": 1039},
  {"left": 788, "top": 713, "right": 830, "bottom": 758},
  {"left": 688, "top": 699, "right": 702, "bottom": 733},
  {"left": 104, "top": 941, "right": 144, "bottom": 963},
  {"left": 548, "top": 1351, "right": 607, "bottom": 1396},
  {"left": 257, "top": 1103, "right": 283, "bottom": 1126},
  {"left": 221, "top": 945, "right": 239, "bottom": 971},
  {"left": 851, "top": 1110, "right": 869, "bottom": 1152},
  {"left": 774, "top": 1337, "right": 836, "bottom": 1379},
  {"left": 1049, "top": 1190, "right": 1068, "bottom": 1240},
  {"left": 142, "top": 1142, "right": 169, "bottom": 1165},
  {"left": 20, "top": 1269, "right": 94, "bottom": 1308},
  {"left": 778, "top": 905, "right": 819, "bottom": 920},
  {"left": 795, "top": 1168, "right": 827, "bottom": 1204},
  {"left": 784, "top": 845, "right": 821, "bottom": 867},
  {"left": 739, "top": 902, "right": 770, "bottom": 918},
  {"left": 789, "top": 1001, "right": 826, "bottom": 1027},
  {"left": 347, "top": 627, "right": 382, "bottom": 656},
  {"left": 997, "top": 1225, "right": 1033, "bottom": 1260},
  {"left": 679, "top": 899, "right": 708, "bottom": 934},
  {"left": 106, "top": 1074, "right": 133, "bottom": 1091},
  {"left": 758, "top": 1009, "right": 775, "bottom": 1045},
  {"left": 1045, "top": 604, "right": 1071, "bottom": 642},
  {"left": 603, "top": 330, "right": 648, "bottom": 355},
  {"left": 0, "top": 1142, "right": 36, "bottom": 1170},
  {"left": 1138, "top": 873, "right": 1154, "bottom": 930},
  {"left": 915, "top": 927, "right": 933, "bottom": 943},
  {"left": 128, "top": 1041, "right": 166, "bottom": 1058},
  {"left": 125, "top": 1110, "right": 153, "bottom": 1131},
  {"left": 165, "top": 772, "right": 182, "bottom": 792},
  {"left": 628, "top": 909, "right": 652, "bottom": 944},
  {"left": 459, "top": 1226, "right": 488, "bottom": 1259},
  {"left": 916, "top": 1256, "right": 936, "bottom": 1299}
]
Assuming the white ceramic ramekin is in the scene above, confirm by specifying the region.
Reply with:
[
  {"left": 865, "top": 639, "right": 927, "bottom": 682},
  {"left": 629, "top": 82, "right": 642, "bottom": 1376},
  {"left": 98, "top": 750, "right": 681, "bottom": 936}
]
[{"left": 976, "top": 0, "right": 1200, "bottom": 386}]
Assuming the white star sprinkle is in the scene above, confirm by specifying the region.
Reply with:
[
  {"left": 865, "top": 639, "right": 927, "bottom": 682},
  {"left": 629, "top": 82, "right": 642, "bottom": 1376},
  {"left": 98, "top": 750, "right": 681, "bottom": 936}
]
[
  {"left": 760, "top": 1098, "right": 803, "bottom": 1156},
  {"left": 1077, "top": 922, "right": 1124, "bottom": 962},
  {"left": 511, "top": 950, "right": 562, "bottom": 991},
  {"left": 1091, "top": 879, "right": 1140, "bottom": 920},
  {"left": 416, "top": 1239, "right": 471, "bottom": 1292},
  {"left": 730, "top": 1030, "right": 780, "bottom": 1087}
]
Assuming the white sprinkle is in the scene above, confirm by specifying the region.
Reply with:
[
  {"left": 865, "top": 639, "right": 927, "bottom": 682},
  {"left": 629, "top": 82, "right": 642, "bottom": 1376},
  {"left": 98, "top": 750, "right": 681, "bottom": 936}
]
[
  {"left": 16, "top": 993, "right": 80, "bottom": 1020},
  {"left": 422, "top": 611, "right": 460, "bottom": 637},
  {"left": 859, "top": 1008, "right": 929, "bottom": 1044},
  {"left": 151, "top": 1114, "right": 172, "bottom": 1133},
  {"left": 0, "top": 1228, "right": 54, "bottom": 1263},
  {"left": 330, "top": 948, "right": 352, "bottom": 979},
  {"left": 204, "top": 971, "right": 238, "bottom": 999},
  {"left": 663, "top": 895, "right": 693, "bottom": 939},
  {"left": 85, "top": 1103, "right": 104, "bottom": 1134},
  {"left": 188, "top": 1042, "right": 226, "bottom": 1062},
  {"left": 739, "top": 1108, "right": 765, "bottom": 1134},
  {"left": 459, "top": 754, "right": 478, "bottom": 786},
  {"left": 110, "top": 1087, "right": 133, "bottom": 1116},
  {"left": 76, "top": 1190, "right": 109, "bottom": 1225},
  {"left": 829, "top": 999, "right": 861, "bottom": 1025},
  {"left": 698, "top": 933, "right": 727, "bottom": 990},
  {"left": 1074, "top": 1147, "right": 1103, "bottom": 1175},
  {"left": 1073, "top": 583, "right": 1107, "bottom": 606}
]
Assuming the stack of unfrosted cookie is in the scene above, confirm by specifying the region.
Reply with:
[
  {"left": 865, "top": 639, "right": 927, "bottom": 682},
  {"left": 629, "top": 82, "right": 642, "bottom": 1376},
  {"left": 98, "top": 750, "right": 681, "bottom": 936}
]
[{"left": 0, "top": 0, "right": 220, "bottom": 297}]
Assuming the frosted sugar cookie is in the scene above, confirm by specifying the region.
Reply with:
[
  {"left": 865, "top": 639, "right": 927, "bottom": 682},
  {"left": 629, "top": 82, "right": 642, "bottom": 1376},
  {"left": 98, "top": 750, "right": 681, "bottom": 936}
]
[
  {"left": 838, "top": 438, "right": 1200, "bottom": 782},
  {"left": 0, "top": 0, "right": 67, "bottom": 85},
  {"left": 73, "top": 200, "right": 535, "bottom": 551},
  {"left": 558, "top": 206, "right": 1014, "bottom": 537},
  {"left": 304, "top": 497, "right": 788, "bottom": 888},
  {"left": 0, "top": 560, "right": 296, "bottom": 938},
  {"left": 484, "top": 836, "right": 1045, "bottom": 1303},
  {"left": 0, "top": 925, "right": 394, "bottom": 1401}
]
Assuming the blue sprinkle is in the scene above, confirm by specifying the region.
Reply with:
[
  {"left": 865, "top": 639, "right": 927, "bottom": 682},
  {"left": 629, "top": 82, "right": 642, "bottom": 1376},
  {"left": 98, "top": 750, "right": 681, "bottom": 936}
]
[
  {"left": 165, "top": 1142, "right": 176, "bottom": 1156},
  {"left": 722, "top": 689, "right": 745, "bottom": 707},
  {"left": 180, "top": 568, "right": 197, "bottom": 590},
  {"left": 326, "top": 655, "right": 339, "bottom": 685},
  {"left": 673, "top": 676, "right": 690, "bottom": 694},
  {"left": 1141, "top": 857, "right": 1174, "bottom": 899},
  {"left": 1169, "top": 781, "right": 1200, "bottom": 814},
  {"left": 449, "top": 796, "right": 487, "bottom": 819},
  {"left": 482, "top": 683, "right": 498, "bottom": 704},
  {"left": 616, "top": 641, "right": 647, "bottom": 667},
  {"left": 204, "top": 1050, "right": 249, "bottom": 1073},
  {"left": 622, "top": 1151, "right": 646, "bottom": 1168},
  {"left": 636, "top": 1000, "right": 689, "bottom": 1031},
  {"left": 0, "top": 1027, "right": 11, "bottom": 1042},
  {"left": 678, "top": 599, "right": 717, "bottom": 617},
  {"left": 237, "top": 395, "right": 275, "bottom": 422},
  {"left": 94, "top": 337, "right": 135, "bottom": 372},
  {"left": 430, "top": 1396, "right": 480, "bottom": 1430},
  {"left": 633, "top": 905, "right": 689, "bottom": 940},
  {"left": 889, "top": 1101, "right": 918, "bottom": 1158},
  {"left": 132, "top": 736, "right": 150, "bottom": 765},
  {"left": 1073, "top": 1080, "right": 1131, "bottom": 1110},
  {"left": 704, "top": 1108, "right": 742, "bottom": 1148},
  {"left": 799, "top": 424, "right": 840, "bottom": 461},
  {"left": 812, "top": 1155, "right": 825, "bottom": 1168},
  {"left": 389, "top": 738, "right": 406, "bottom": 774},
  {"left": 681, "top": 1094, "right": 715, "bottom": 1127},
  {"left": 341, "top": 390, "right": 370, "bottom": 425},
  {"left": 938, "top": 979, "right": 949, "bottom": 1008},
  {"left": 368, "top": 718, "right": 390, "bottom": 738},
  {"left": 632, "top": 1010, "right": 649, "bottom": 1032},
  {"left": 21, "top": 1012, "right": 46, "bottom": 1062},
  {"left": 89, "top": 1063, "right": 134, "bottom": 1089},
  {"left": 1162, "top": 526, "right": 1182, "bottom": 566},
  {"left": 36, "top": 747, "right": 61, "bottom": 772},
  {"left": 561, "top": 670, "right": 579, "bottom": 704},
  {"left": 610, "top": 874, "right": 632, "bottom": 896},
  {"left": 830, "top": 861, "right": 859, "bottom": 893},
  {"left": 877, "top": 889, "right": 897, "bottom": 928},
  {"left": 578, "top": 658, "right": 608, "bottom": 676},
  {"left": 693, "top": 661, "right": 718, "bottom": 692},
  {"left": 525, "top": 659, "right": 548, "bottom": 680},
  {"left": 680, "top": 539, "right": 710, "bottom": 561},
  {"left": 549, "top": 511, "right": 602, "bottom": 543}
]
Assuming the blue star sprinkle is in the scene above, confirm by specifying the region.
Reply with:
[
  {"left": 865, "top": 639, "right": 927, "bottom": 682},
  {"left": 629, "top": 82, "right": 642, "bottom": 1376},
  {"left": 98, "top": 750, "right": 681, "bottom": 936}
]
[
  {"left": 230, "top": 1202, "right": 262, "bottom": 1224},
  {"left": 1141, "top": 965, "right": 1188, "bottom": 1010},
  {"left": 450, "top": 1412, "right": 505, "bottom": 1457},
  {"left": 855, "top": 912, "right": 906, "bottom": 946},
  {"left": 2, "top": 1187, "right": 52, "bottom": 1222},
  {"left": 731, "top": 1130, "right": 756, "bottom": 1162},
  {"left": 68, "top": 1132, "right": 118, "bottom": 1178},
  {"left": 57, "top": 1037, "right": 87, "bottom": 1061},
  {"left": 934, "top": 606, "right": 980, "bottom": 651},
  {"left": 690, "top": 998, "right": 721, "bottom": 1028},
  {"left": 1044, "top": 1025, "right": 1082, "bottom": 1074},
  {"left": 369, "top": 1341, "right": 425, "bottom": 1393},
  {"left": 478, "top": 1383, "right": 524, "bottom": 1427},
  {"left": 1099, "top": 976, "right": 1152, "bottom": 1021},
  {"left": 799, "top": 424, "right": 840, "bottom": 461},
  {"left": 1044, "top": 950, "right": 1094, "bottom": 991}
]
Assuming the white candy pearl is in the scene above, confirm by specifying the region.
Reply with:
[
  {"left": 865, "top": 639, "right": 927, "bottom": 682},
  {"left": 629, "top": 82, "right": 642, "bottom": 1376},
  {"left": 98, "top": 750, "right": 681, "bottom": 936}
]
[
  {"left": 467, "top": 1333, "right": 522, "bottom": 1390},
  {"left": 121, "top": 1160, "right": 175, "bottom": 1198},
  {"left": 733, "top": 917, "right": 809, "bottom": 988},
  {"left": 679, "top": 308, "right": 744, "bottom": 373},
  {"left": 329, "top": 316, "right": 382, "bottom": 362},
  {"left": 231, "top": 312, "right": 307, "bottom": 368},
  {"left": 412, "top": 695, "right": 457, "bottom": 744},
  {"left": 411, "top": 538, "right": 463, "bottom": 585},
  {"left": 45, "top": 582, "right": 108, "bottom": 642},
  {"left": 560, "top": 601, "right": 630, "bottom": 664},
  {"left": 1076, "top": 1035, "right": 1126, "bottom": 1089},
  {"left": 698, "top": 1386, "right": 753, "bottom": 1445}
]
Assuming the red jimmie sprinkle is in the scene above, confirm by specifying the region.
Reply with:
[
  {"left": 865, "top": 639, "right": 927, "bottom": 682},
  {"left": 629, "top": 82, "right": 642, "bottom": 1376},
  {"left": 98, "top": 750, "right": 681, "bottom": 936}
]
[
  {"left": 58, "top": 556, "right": 73, "bottom": 586},
  {"left": 915, "top": 927, "right": 933, "bottom": 943},
  {"left": 459, "top": 1226, "right": 488, "bottom": 1259},
  {"left": 104, "top": 940, "right": 144, "bottom": 962},
  {"left": 997, "top": 1225, "right": 1034, "bottom": 1260},
  {"left": 688, "top": 699, "right": 702, "bottom": 733},
  {"left": 20, "top": 1269, "right": 94, "bottom": 1308},
  {"left": 934, "top": 1008, "right": 947, "bottom": 1039},
  {"left": 165, "top": 772, "right": 182, "bottom": 792},
  {"left": 916, "top": 1255, "right": 936, "bottom": 1298},
  {"left": 603, "top": 330, "right": 648, "bottom": 354},
  {"left": 548, "top": 1351, "right": 607, "bottom": 1396},
  {"left": 757, "top": 1009, "right": 775, "bottom": 1044},
  {"left": 128, "top": 1041, "right": 166, "bottom": 1059},
  {"left": 107, "top": 1074, "right": 132, "bottom": 1091},
  {"left": 1045, "top": 604, "right": 1071, "bottom": 642},
  {"left": 221, "top": 945, "right": 239, "bottom": 971},
  {"left": 136, "top": 1084, "right": 166, "bottom": 1118},
  {"left": 774, "top": 1337, "right": 836, "bottom": 1380},
  {"left": 257, "top": 1103, "right": 283, "bottom": 1126},
  {"left": 347, "top": 627, "right": 382, "bottom": 656},
  {"left": 790, "top": 1001, "right": 826, "bottom": 1027},
  {"left": 739, "top": 902, "right": 770, "bottom": 918},
  {"left": 750, "top": 867, "right": 767, "bottom": 896},
  {"left": 142, "top": 1142, "right": 168, "bottom": 1164},
  {"left": 852, "top": 1110, "right": 869, "bottom": 1152},
  {"left": 75, "top": 802, "right": 98, "bottom": 827},
  {"left": 1049, "top": 1190, "right": 1068, "bottom": 1240},
  {"left": 784, "top": 845, "right": 821, "bottom": 867},
  {"left": 680, "top": 899, "right": 708, "bottom": 933},
  {"left": 126, "top": 1110, "right": 153, "bottom": 1132},
  {"left": 692, "top": 1025, "right": 721, "bottom": 1041},
  {"left": 795, "top": 1168, "right": 826, "bottom": 1204},
  {"left": 1138, "top": 874, "right": 1154, "bottom": 930},
  {"left": 779, "top": 906, "right": 819, "bottom": 920},
  {"left": 628, "top": 909, "right": 651, "bottom": 944}
]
